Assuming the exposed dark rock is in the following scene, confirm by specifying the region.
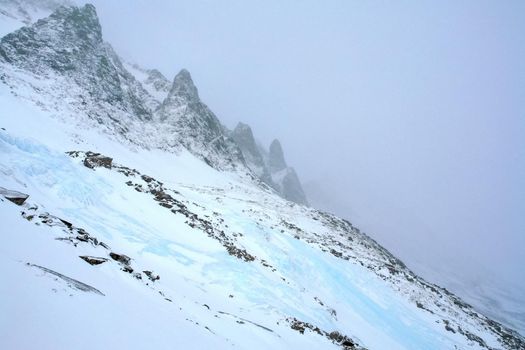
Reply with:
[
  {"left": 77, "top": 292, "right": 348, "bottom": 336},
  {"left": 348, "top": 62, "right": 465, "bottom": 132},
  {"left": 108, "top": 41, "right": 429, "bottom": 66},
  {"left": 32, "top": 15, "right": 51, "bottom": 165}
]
[
  {"left": 109, "top": 252, "right": 131, "bottom": 265},
  {"left": 225, "top": 244, "right": 255, "bottom": 262},
  {"left": 122, "top": 266, "right": 133, "bottom": 273},
  {"left": 329, "top": 331, "right": 356, "bottom": 348},
  {"left": 83, "top": 151, "right": 112, "bottom": 169},
  {"left": 231, "top": 122, "right": 274, "bottom": 186},
  {"left": 268, "top": 139, "right": 287, "bottom": 172},
  {"left": 156, "top": 69, "right": 244, "bottom": 170},
  {"left": 79, "top": 255, "right": 108, "bottom": 265},
  {"left": 59, "top": 218, "right": 73, "bottom": 229},
  {"left": 0, "top": 187, "right": 29, "bottom": 205},
  {"left": 286, "top": 317, "right": 363, "bottom": 349},
  {"left": 0, "top": 4, "right": 154, "bottom": 120},
  {"left": 143, "top": 270, "right": 160, "bottom": 281}
]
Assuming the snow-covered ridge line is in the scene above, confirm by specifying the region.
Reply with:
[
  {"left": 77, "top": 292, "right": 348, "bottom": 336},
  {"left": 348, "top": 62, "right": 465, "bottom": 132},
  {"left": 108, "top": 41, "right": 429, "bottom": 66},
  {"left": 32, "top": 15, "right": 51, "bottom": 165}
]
[
  {"left": 0, "top": 2, "right": 308, "bottom": 205},
  {"left": 1, "top": 2, "right": 524, "bottom": 349}
]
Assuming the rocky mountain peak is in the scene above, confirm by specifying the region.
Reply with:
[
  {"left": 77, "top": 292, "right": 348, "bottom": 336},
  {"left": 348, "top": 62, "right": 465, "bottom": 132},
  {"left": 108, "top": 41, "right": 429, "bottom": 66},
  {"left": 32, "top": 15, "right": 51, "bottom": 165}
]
[
  {"left": 231, "top": 122, "right": 271, "bottom": 181},
  {"left": 0, "top": 4, "right": 103, "bottom": 68},
  {"left": 0, "top": 4, "right": 153, "bottom": 121},
  {"left": 232, "top": 123, "right": 257, "bottom": 157},
  {"left": 269, "top": 139, "right": 287, "bottom": 172},
  {"left": 51, "top": 4, "right": 101, "bottom": 41},
  {"left": 168, "top": 68, "right": 199, "bottom": 102}
]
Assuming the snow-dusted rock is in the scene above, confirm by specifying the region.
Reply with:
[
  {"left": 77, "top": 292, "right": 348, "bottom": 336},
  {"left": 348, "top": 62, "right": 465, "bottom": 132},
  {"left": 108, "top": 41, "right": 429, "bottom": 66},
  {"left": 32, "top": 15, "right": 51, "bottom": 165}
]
[{"left": 0, "top": 3, "right": 523, "bottom": 350}]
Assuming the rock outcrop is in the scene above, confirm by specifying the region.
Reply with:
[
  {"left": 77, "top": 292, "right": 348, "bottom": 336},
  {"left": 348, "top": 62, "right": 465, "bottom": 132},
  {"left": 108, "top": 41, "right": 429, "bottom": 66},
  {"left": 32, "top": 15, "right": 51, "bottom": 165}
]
[
  {"left": 156, "top": 69, "right": 244, "bottom": 170},
  {"left": 0, "top": 4, "right": 154, "bottom": 121},
  {"left": 230, "top": 125, "right": 308, "bottom": 205}
]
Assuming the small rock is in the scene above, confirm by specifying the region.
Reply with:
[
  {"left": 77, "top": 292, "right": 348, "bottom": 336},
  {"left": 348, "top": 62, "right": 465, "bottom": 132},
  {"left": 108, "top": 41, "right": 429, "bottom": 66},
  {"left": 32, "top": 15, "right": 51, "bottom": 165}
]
[
  {"left": 109, "top": 252, "right": 131, "bottom": 265},
  {"left": 83, "top": 152, "right": 113, "bottom": 169},
  {"left": 0, "top": 187, "right": 29, "bottom": 205},
  {"left": 143, "top": 270, "right": 160, "bottom": 281},
  {"left": 59, "top": 218, "right": 73, "bottom": 229},
  {"left": 122, "top": 266, "right": 134, "bottom": 273},
  {"left": 79, "top": 256, "right": 108, "bottom": 265}
]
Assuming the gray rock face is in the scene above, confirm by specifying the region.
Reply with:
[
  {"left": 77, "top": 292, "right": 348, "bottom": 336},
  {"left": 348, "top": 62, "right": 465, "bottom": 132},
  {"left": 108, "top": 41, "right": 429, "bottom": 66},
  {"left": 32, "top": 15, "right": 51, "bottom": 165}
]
[
  {"left": 230, "top": 127, "right": 308, "bottom": 205},
  {"left": 268, "top": 139, "right": 287, "bottom": 173},
  {"left": 231, "top": 123, "right": 269, "bottom": 179},
  {"left": 156, "top": 69, "right": 243, "bottom": 169},
  {"left": 0, "top": 187, "right": 29, "bottom": 205},
  {"left": 280, "top": 167, "right": 308, "bottom": 205},
  {"left": 0, "top": 4, "right": 153, "bottom": 120},
  {"left": 122, "top": 62, "right": 171, "bottom": 108},
  {"left": 144, "top": 68, "right": 171, "bottom": 103}
]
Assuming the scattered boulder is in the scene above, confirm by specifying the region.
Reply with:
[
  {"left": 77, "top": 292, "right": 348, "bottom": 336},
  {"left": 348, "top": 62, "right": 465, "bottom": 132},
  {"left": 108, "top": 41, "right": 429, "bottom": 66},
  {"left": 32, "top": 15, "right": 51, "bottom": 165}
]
[
  {"left": 0, "top": 187, "right": 29, "bottom": 205},
  {"left": 143, "top": 270, "right": 160, "bottom": 282},
  {"left": 59, "top": 218, "right": 73, "bottom": 229},
  {"left": 79, "top": 256, "right": 108, "bottom": 265},
  {"left": 328, "top": 331, "right": 355, "bottom": 348},
  {"left": 122, "top": 266, "right": 134, "bottom": 273},
  {"left": 109, "top": 252, "right": 131, "bottom": 265},
  {"left": 83, "top": 152, "right": 113, "bottom": 169}
]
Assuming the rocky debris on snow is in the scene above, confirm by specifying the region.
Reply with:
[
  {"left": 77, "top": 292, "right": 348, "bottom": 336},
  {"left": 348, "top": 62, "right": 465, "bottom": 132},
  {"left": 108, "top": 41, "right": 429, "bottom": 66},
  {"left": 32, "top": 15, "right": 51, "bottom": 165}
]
[
  {"left": 79, "top": 256, "right": 108, "bottom": 265},
  {"left": 18, "top": 203, "right": 108, "bottom": 248},
  {"left": 109, "top": 252, "right": 131, "bottom": 265},
  {"left": 82, "top": 151, "right": 113, "bottom": 169},
  {"left": 0, "top": 187, "right": 29, "bottom": 205},
  {"left": 224, "top": 244, "right": 255, "bottom": 262},
  {"left": 69, "top": 151, "right": 260, "bottom": 265},
  {"left": 29, "top": 263, "right": 105, "bottom": 296},
  {"left": 143, "top": 270, "right": 160, "bottom": 282},
  {"left": 286, "top": 317, "right": 364, "bottom": 350},
  {"left": 2, "top": 190, "right": 173, "bottom": 301}
]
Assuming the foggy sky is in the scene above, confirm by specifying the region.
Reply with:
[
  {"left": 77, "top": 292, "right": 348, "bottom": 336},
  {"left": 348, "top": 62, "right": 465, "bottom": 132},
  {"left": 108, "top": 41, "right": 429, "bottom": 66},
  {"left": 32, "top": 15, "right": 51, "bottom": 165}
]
[{"left": 74, "top": 0, "right": 525, "bottom": 330}]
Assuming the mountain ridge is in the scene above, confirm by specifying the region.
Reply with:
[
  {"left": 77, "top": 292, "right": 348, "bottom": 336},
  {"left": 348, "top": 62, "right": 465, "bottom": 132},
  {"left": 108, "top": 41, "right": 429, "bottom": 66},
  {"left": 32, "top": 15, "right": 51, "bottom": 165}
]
[{"left": 0, "top": 3, "right": 523, "bottom": 349}]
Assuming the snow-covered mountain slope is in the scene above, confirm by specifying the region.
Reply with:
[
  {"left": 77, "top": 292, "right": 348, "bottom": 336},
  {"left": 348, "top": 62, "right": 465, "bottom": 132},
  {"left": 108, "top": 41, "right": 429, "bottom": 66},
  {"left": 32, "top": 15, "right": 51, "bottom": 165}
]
[
  {"left": 0, "top": 0, "right": 71, "bottom": 36},
  {"left": 123, "top": 61, "right": 171, "bottom": 106},
  {"left": 0, "top": 3, "right": 524, "bottom": 350},
  {"left": 1, "top": 88, "right": 524, "bottom": 350}
]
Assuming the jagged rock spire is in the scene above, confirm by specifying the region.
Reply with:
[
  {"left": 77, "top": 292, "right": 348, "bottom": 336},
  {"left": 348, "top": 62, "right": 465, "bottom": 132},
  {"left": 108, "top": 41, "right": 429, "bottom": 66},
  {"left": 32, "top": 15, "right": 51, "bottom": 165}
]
[
  {"left": 0, "top": 4, "right": 103, "bottom": 67},
  {"left": 232, "top": 123, "right": 262, "bottom": 165},
  {"left": 167, "top": 68, "right": 199, "bottom": 102},
  {"left": 268, "top": 139, "right": 287, "bottom": 172}
]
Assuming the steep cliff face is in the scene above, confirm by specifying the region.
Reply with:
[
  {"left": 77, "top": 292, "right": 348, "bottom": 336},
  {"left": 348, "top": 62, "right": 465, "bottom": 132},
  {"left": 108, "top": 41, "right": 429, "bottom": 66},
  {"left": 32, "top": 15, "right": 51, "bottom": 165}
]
[
  {"left": 123, "top": 62, "right": 171, "bottom": 106},
  {"left": 266, "top": 139, "right": 308, "bottom": 205},
  {"left": 231, "top": 122, "right": 272, "bottom": 184},
  {"left": 0, "top": 4, "right": 154, "bottom": 121},
  {"left": 155, "top": 69, "right": 244, "bottom": 170},
  {"left": 230, "top": 125, "right": 309, "bottom": 205},
  {"left": 268, "top": 139, "right": 287, "bottom": 173},
  {"left": 0, "top": 4, "right": 243, "bottom": 170}
]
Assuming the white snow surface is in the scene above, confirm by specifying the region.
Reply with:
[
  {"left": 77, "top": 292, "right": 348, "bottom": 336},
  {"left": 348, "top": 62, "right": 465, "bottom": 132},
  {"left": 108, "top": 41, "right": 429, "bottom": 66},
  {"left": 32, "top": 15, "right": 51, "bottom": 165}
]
[
  {"left": 0, "top": 80, "right": 519, "bottom": 350},
  {"left": 0, "top": 4, "right": 523, "bottom": 348}
]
